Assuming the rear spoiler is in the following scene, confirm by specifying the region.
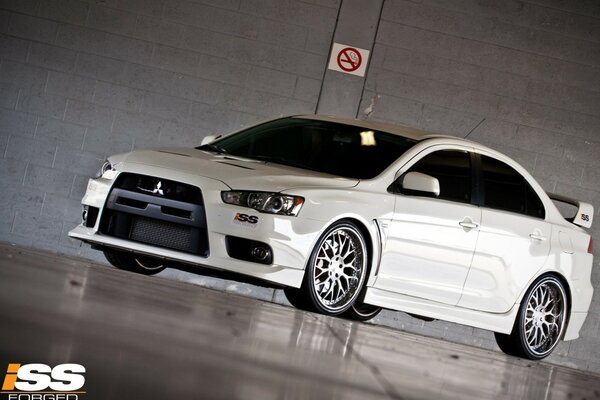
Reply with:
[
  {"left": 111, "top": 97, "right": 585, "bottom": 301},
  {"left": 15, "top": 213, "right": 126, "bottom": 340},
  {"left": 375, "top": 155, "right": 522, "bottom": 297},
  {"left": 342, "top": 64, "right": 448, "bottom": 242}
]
[{"left": 547, "top": 192, "right": 594, "bottom": 229}]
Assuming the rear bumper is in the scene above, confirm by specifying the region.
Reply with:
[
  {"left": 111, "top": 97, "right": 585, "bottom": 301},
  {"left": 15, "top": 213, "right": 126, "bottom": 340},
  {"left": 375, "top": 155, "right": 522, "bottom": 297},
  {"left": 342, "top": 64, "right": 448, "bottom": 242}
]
[{"left": 564, "top": 311, "right": 588, "bottom": 341}]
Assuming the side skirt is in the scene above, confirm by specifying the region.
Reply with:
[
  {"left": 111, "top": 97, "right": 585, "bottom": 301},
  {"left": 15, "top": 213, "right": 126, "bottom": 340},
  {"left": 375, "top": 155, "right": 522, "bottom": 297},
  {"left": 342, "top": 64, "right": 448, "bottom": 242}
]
[{"left": 364, "top": 287, "right": 519, "bottom": 334}]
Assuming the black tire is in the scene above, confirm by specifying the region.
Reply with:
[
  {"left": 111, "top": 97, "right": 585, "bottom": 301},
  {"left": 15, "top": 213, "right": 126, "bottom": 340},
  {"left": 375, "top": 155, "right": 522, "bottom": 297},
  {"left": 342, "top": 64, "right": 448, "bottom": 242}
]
[
  {"left": 283, "top": 287, "right": 314, "bottom": 312},
  {"left": 342, "top": 302, "right": 382, "bottom": 322},
  {"left": 284, "top": 287, "right": 382, "bottom": 320},
  {"left": 103, "top": 250, "right": 166, "bottom": 275},
  {"left": 494, "top": 275, "right": 568, "bottom": 360},
  {"left": 302, "top": 221, "right": 369, "bottom": 316}
]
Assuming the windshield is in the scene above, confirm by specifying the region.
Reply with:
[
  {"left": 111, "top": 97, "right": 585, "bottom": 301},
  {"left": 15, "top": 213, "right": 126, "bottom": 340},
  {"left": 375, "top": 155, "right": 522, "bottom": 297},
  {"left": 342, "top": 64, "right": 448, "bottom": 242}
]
[{"left": 197, "top": 118, "right": 417, "bottom": 179}]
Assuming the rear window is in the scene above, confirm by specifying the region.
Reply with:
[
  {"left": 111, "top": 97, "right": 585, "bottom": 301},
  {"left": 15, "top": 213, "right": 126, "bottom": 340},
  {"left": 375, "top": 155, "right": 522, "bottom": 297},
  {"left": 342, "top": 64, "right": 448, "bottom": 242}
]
[{"left": 481, "top": 155, "right": 545, "bottom": 219}]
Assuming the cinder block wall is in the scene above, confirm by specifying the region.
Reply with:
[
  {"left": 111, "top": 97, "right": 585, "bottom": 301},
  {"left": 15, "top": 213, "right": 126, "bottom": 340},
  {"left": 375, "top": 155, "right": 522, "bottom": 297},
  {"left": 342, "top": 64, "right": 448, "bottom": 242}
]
[
  {"left": 0, "top": 0, "right": 335, "bottom": 253},
  {"left": 1, "top": 0, "right": 598, "bottom": 372}
]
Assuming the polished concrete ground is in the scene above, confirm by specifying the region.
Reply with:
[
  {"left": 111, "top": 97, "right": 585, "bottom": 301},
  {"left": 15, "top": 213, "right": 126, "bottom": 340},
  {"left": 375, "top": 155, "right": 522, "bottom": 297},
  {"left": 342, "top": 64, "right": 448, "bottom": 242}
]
[{"left": 1, "top": 243, "right": 599, "bottom": 400}]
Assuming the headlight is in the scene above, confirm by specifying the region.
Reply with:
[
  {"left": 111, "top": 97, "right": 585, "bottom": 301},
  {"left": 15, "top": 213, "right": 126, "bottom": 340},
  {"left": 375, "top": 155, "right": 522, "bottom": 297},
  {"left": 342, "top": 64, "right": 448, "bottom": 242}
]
[
  {"left": 222, "top": 191, "right": 304, "bottom": 216},
  {"left": 94, "top": 160, "right": 114, "bottom": 178}
]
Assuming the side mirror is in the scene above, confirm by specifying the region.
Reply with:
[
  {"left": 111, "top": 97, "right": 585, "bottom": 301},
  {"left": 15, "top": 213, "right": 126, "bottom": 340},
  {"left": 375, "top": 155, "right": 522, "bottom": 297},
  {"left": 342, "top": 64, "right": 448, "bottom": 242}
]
[
  {"left": 401, "top": 172, "right": 440, "bottom": 197},
  {"left": 200, "top": 134, "right": 221, "bottom": 146}
]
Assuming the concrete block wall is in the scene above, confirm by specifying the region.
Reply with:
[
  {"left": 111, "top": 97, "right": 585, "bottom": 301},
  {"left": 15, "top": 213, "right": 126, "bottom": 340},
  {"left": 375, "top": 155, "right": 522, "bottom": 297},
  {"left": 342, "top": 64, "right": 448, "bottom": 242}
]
[
  {"left": 0, "top": 0, "right": 338, "bottom": 255},
  {"left": 1, "top": 0, "right": 599, "bottom": 373}
]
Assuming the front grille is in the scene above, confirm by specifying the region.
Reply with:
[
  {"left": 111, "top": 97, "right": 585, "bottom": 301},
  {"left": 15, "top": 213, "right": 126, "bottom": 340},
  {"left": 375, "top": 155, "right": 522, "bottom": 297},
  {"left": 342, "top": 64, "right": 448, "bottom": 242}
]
[
  {"left": 100, "top": 173, "right": 209, "bottom": 256},
  {"left": 130, "top": 216, "right": 193, "bottom": 252},
  {"left": 114, "top": 173, "right": 203, "bottom": 204}
]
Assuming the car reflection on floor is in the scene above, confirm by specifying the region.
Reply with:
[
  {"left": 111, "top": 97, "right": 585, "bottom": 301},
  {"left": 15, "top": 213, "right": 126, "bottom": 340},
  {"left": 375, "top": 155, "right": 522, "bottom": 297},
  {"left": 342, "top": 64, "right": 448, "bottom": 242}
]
[{"left": 0, "top": 243, "right": 598, "bottom": 400}]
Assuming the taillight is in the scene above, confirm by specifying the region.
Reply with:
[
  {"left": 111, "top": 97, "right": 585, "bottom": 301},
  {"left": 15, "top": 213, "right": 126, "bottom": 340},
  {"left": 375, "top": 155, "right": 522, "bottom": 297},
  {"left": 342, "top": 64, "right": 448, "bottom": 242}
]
[{"left": 588, "top": 238, "right": 594, "bottom": 254}]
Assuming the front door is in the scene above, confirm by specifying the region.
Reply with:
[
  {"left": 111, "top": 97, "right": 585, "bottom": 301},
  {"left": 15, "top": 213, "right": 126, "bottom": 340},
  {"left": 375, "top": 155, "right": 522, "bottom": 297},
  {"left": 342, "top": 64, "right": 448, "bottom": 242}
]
[{"left": 376, "top": 149, "right": 479, "bottom": 306}]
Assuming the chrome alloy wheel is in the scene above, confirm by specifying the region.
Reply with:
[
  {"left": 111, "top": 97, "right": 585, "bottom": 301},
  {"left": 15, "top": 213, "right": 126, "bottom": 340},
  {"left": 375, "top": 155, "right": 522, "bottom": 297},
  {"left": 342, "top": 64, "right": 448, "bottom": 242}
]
[
  {"left": 311, "top": 225, "right": 367, "bottom": 312},
  {"left": 523, "top": 277, "right": 567, "bottom": 357}
]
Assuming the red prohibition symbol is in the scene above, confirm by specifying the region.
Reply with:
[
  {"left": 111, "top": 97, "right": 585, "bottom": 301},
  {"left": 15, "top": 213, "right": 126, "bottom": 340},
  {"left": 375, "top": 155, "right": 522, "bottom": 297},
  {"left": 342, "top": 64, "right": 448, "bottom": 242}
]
[{"left": 336, "top": 47, "right": 362, "bottom": 72}]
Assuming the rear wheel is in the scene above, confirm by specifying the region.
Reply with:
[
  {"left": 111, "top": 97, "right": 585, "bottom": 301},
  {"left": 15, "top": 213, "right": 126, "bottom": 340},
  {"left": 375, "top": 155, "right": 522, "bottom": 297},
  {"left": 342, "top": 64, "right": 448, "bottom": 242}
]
[
  {"left": 494, "top": 275, "right": 568, "bottom": 360},
  {"left": 302, "top": 221, "right": 369, "bottom": 316},
  {"left": 103, "top": 250, "right": 166, "bottom": 275}
]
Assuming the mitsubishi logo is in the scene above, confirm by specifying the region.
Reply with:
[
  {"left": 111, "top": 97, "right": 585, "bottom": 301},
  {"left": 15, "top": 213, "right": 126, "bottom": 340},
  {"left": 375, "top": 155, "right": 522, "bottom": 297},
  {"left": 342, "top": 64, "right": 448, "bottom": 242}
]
[{"left": 139, "top": 181, "right": 164, "bottom": 196}]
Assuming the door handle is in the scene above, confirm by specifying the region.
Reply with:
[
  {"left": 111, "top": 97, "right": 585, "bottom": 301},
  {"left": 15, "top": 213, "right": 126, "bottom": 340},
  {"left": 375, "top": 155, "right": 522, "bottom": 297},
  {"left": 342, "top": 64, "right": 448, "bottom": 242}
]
[
  {"left": 459, "top": 219, "right": 479, "bottom": 230},
  {"left": 529, "top": 233, "right": 547, "bottom": 241}
]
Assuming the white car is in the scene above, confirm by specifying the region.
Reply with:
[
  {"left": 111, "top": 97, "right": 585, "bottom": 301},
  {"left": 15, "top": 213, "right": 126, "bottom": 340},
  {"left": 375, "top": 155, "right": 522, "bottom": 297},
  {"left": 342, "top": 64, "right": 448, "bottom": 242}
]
[{"left": 69, "top": 115, "right": 594, "bottom": 360}]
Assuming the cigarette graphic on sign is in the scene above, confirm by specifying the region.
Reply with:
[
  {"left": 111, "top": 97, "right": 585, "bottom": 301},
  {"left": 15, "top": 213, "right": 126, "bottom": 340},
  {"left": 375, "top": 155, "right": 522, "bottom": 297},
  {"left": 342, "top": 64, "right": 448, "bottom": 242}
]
[
  {"left": 327, "top": 42, "right": 370, "bottom": 77},
  {"left": 337, "top": 47, "right": 362, "bottom": 72}
]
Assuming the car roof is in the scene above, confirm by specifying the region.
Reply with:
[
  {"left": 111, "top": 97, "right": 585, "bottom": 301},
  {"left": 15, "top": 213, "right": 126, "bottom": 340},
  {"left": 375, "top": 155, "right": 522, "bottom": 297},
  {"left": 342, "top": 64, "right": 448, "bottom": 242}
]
[{"left": 293, "top": 114, "right": 456, "bottom": 142}]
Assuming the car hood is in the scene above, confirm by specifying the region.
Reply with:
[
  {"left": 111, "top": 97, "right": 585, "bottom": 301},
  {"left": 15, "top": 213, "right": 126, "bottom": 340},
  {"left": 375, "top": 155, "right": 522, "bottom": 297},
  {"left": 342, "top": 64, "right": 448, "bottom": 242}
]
[{"left": 117, "top": 147, "right": 359, "bottom": 192}]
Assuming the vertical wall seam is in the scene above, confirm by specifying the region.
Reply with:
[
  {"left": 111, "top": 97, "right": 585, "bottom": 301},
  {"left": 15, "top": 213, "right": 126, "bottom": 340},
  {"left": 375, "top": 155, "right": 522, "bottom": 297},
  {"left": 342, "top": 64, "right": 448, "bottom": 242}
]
[
  {"left": 314, "top": 0, "right": 344, "bottom": 115},
  {"left": 354, "top": 0, "right": 385, "bottom": 119}
]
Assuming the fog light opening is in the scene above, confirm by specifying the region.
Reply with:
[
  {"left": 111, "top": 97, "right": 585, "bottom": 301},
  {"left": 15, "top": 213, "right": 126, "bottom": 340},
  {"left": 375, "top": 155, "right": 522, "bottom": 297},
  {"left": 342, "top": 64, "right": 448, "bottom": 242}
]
[
  {"left": 225, "top": 236, "right": 273, "bottom": 265},
  {"left": 82, "top": 206, "right": 88, "bottom": 224},
  {"left": 83, "top": 206, "right": 100, "bottom": 228},
  {"left": 251, "top": 246, "right": 270, "bottom": 261}
]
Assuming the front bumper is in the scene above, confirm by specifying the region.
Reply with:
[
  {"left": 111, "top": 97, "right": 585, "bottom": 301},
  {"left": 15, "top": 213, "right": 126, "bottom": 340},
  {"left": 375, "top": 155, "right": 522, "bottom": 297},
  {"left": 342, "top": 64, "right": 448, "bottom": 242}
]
[{"left": 68, "top": 168, "right": 326, "bottom": 288}]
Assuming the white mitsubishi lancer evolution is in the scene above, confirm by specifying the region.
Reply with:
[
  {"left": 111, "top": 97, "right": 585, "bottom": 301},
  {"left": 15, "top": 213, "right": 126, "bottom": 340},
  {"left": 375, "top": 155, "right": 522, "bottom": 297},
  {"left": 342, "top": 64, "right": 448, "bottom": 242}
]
[{"left": 69, "top": 115, "right": 594, "bottom": 360}]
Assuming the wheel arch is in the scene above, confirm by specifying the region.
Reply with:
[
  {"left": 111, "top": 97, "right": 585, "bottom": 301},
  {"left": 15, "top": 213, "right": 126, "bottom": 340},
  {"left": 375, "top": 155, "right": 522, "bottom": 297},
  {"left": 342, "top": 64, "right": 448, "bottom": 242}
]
[
  {"left": 548, "top": 272, "right": 573, "bottom": 338},
  {"left": 300, "top": 216, "right": 376, "bottom": 315},
  {"left": 303, "top": 215, "right": 379, "bottom": 287},
  {"left": 327, "top": 216, "right": 376, "bottom": 275},
  {"left": 515, "top": 271, "right": 573, "bottom": 338}
]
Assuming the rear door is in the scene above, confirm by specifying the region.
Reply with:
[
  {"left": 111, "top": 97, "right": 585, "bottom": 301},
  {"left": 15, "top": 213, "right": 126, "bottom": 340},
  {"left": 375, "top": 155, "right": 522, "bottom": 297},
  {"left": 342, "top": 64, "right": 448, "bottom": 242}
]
[
  {"left": 457, "top": 154, "right": 550, "bottom": 313},
  {"left": 376, "top": 148, "right": 480, "bottom": 306}
]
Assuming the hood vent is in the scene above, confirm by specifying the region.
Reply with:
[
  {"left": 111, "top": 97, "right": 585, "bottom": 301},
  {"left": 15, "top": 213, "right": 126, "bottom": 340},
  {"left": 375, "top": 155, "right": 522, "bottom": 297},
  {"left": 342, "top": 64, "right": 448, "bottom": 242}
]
[
  {"left": 216, "top": 161, "right": 254, "bottom": 170},
  {"left": 157, "top": 150, "right": 191, "bottom": 157}
]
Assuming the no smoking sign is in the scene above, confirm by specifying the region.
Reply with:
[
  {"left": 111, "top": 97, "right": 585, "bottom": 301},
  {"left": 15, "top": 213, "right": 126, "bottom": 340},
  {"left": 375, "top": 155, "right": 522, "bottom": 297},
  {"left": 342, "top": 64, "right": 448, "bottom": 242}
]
[{"left": 327, "top": 42, "right": 370, "bottom": 77}]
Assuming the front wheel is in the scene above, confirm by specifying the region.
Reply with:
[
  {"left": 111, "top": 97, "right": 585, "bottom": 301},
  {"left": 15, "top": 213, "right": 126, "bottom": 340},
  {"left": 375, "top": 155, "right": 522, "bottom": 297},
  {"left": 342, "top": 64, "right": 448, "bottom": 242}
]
[
  {"left": 103, "top": 250, "right": 166, "bottom": 275},
  {"left": 495, "top": 275, "right": 568, "bottom": 360},
  {"left": 303, "top": 221, "right": 369, "bottom": 316},
  {"left": 342, "top": 302, "right": 382, "bottom": 322},
  {"left": 283, "top": 287, "right": 313, "bottom": 312}
]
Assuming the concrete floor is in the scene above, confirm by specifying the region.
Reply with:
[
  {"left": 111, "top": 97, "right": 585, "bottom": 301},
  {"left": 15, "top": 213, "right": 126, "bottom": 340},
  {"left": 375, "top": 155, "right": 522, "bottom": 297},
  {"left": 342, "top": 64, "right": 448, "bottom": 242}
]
[{"left": 1, "top": 243, "right": 598, "bottom": 400}]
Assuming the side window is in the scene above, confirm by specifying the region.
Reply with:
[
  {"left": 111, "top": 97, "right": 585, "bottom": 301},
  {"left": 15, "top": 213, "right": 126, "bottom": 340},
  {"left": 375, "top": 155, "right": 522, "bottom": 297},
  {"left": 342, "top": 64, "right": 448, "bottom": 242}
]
[
  {"left": 481, "top": 155, "right": 545, "bottom": 218},
  {"left": 405, "top": 150, "right": 472, "bottom": 203}
]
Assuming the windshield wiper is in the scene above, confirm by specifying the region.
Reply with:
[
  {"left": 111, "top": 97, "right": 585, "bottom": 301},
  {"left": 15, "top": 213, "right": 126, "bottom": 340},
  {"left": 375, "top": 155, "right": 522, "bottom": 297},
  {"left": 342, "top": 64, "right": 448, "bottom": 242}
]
[{"left": 197, "top": 143, "right": 228, "bottom": 154}]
